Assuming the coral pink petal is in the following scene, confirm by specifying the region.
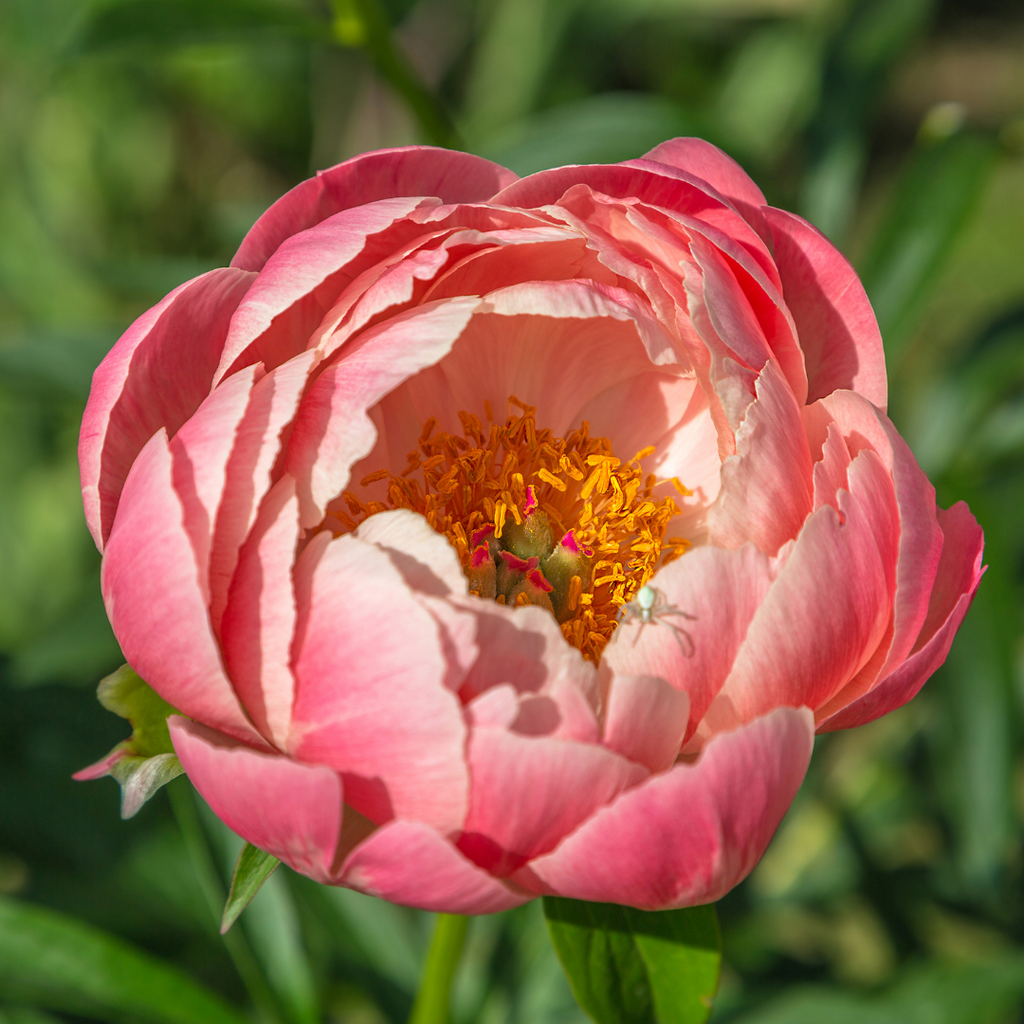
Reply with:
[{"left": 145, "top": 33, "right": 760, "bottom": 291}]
[
  {"left": 812, "top": 394, "right": 944, "bottom": 711},
  {"left": 285, "top": 296, "right": 480, "bottom": 528},
  {"left": 460, "top": 728, "right": 648, "bottom": 872},
  {"left": 643, "top": 137, "right": 770, "bottom": 243},
  {"left": 81, "top": 268, "right": 254, "bottom": 549},
  {"left": 290, "top": 533, "right": 468, "bottom": 832},
  {"left": 368, "top": 281, "right": 679, "bottom": 472},
  {"left": 233, "top": 147, "right": 519, "bottom": 272},
  {"left": 354, "top": 509, "right": 468, "bottom": 596},
  {"left": 167, "top": 366, "right": 261, "bottom": 605},
  {"left": 494, "top": 162, "right": 773, "bottom": 285},
  {"left": 603, "top": 544, "right": 774, "bottom": 739},
  {"left": 763, "top": 207, "right": 887, "bottom": 408},
  {"left": 710, "top": 448, "right": 899, "bottom": 727},
  {"left": 455, "top": 600, "right": 599, "bottom": 707},
  {"left": 524, "top": 707, "right": 814, "bottom": 908},
  {"left": 219, "top": 477, "right": 301, "bottom": 748},
  {"left": 218, "top": 198, "right": 434, "bottom": 382},
  {"left": 708, "top": 359, "right": 814, "bottom": 554},
  {"left": 338, "top": 821, "right": 529, "bottom": 913},
  {"left": 101, "top": 430, "right": 263, "bottom": 745},
  {"left": 207, "top": 350, "right": 317, "bottom": 628},
  {"left": 819, "top": 501, "right": 985, "bottom": 731},
  {"left": 170, "top": 717, "right": 341, "bottom": 883},
  {"left": 602, "top": 675, "right": 690, "bottom": 772}
]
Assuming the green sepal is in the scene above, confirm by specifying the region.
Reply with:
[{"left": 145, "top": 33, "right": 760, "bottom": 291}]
[
  {"left": 221, "top": 843, "right": 281, "bottom": 934},
  {"left": 78, "top": 665, "right": 184, "bottom": 818},
  {"left": 544, "top": 897, "right": 721, "bottom": 1024},
  {"left": 109, "top": 752, "right": 184, "bottom": 820},
  {"left": 97, "top": 664, "right": 179, "bottom": 757}
]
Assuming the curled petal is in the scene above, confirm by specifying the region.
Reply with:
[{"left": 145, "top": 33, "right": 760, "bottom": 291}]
[
  {"left": 339, "top": 820, "right": 529, "bottom": 914},
  {"left": 170, "top": 717, "right": 342, "bottom": 883},
  {"left": 523, "top": 707, "right": 814, "bottom": 908},
  {"left": 233, "top": 147, "right": 519, "bottom": 272}
]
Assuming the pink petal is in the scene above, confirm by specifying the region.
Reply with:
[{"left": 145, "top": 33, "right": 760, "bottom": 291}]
[
  {"left": 763, "top": 207, "right": 887, "bottom": 408},
  {"left": 232, "top": 147, "right": 519, "bottom": 272},
  {"left": 170, "top": 717, "right": 342, "bottom": 883},
  {"left": 455, "top": 600, "right": 599, "bottom": 708},
  {"left": 217, "top": 198, "right": 435, "bottom": 382},
  {"left": 354, "top": 508, "right": 468, "bottom": 596},
  {"left": 338, "top": 820, "right": 530, "bottom": 913},
  {"left": 459, "top": 727, "right": 648, "bottom": 873},
  {"left": 523, "top": 707, "right": 814, "bottom": 908},
  {"left": 708, "top": 447, "right": 899, "bottom": 726},
  {"left": 290, "top": 532, "right": 469, "bottom": 833},
  {"left": 708, "top": 358, "right": 814, "bottom": 554},
  {"left": 601, "top": 674, "right": 690, "bottom": 772},
  {"left": 101, "top": 430, "right": 263, "bottom": 745},
  {"left": 284, "top": 296, "right": 481, "bottom": 528},
  {"left": 643, "top": 137, "right": 770, "bottom": 243},
  {"left": 602, "top": 543, "right": 774, "bottom": 740},
  {"left": 811, "top": 393, "right": 944, "bottom": 712},
  {"left": 207, "top": 350, "right": 318, "bottom": 629},
  {"left": 81, "top": 268, "right": 254, "bottom": 549},
  {"left": 493, "top": 162, "right": 775, "bottom": 287},
  {"left": 219, "top": 477, "right": 301, "bottom": 748},
  {"left": 819, "top": 501, "right": 985, "bottom": 731},
  {"left": 167, "top": 366, "right": 261, "bottom": 606}
]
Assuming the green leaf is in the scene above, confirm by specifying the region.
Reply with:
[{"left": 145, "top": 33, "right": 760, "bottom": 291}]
[
  {"left": 109, "top": 752, "right": 185, "bottom": 819},
  {"left": 544, "top": 898, "right": 721, "bottom": 1024},
  {"left": 0, "top": 896, "right": 247, "bottom": 1024},
  {"left": 220, "top": 843, "right": 281, "bottom": 935},
  {"left": 68, "top": 0, "right": 329, "bottom": 54},
  {"left": 859, "top": 132, "right": 998, "bottom": 362}
]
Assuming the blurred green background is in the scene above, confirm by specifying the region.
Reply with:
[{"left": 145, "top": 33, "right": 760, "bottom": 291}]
[{"left": 2, "top": 0, "right": 1024, "bottom": 1021}]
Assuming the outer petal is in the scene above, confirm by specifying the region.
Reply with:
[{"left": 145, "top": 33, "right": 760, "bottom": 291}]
[
  {"left": 101, "top": 430, "right": 263, "bottom": 745},
  {"left": 763, "top": 207, "right": 887, "bottom": 408},
  {"left": 219, "top": 478, "right": 301, "bottom": 748},
  {"left": 458, "top": 728, "right": 648, "bottom": 874},
  {"left": 338, "top": 821, "right": 529, "bottom": 913},
  {"left": 643, "top": 137, "right": 770, "bottom": 243},
  {"left": 232, "top": 147, "right": 519, "bottom": 272},
  {"left": 170, "top": 717, "right": 342, "bottom": 883},
  {"left": 290, "top": 532, "right": 469, "bottom": 833},
  {"left": 81, "top": 268, "right": 254, "bottom": 549},
  {"left": 708, "top": 447, "right": 899, "bottom": 726},
  {"left": 819, "top": 501, "right": 985, "bottom": 731},
  {"left": 523, "top": 707, "right": 814, "bottom": 908},
  {"left": 216, "top": 198, "right": 435, "bottom": 382}
]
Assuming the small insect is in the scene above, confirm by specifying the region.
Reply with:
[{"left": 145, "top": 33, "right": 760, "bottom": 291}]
[{"left": 617, "top": 584, "right": 696, "bottom": 657}]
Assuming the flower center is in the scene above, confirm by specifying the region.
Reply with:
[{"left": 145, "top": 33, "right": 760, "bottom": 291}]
[{"left": 336, "top": 397, "right": 690, "bottom": 661}]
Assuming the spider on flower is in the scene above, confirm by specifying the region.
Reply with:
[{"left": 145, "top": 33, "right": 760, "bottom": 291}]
[{"left": 617, "top": 584, "right": 696, "bottom": 657}]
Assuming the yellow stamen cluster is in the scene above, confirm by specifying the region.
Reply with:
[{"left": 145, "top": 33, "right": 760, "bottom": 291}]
[{"left": 333, "top": 397, "right": 691, "bottom": 662}]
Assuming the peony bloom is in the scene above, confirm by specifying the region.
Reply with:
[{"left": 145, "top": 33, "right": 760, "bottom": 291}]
[{"left": 80, "top": 140, "right": 983, "bottom": 913}]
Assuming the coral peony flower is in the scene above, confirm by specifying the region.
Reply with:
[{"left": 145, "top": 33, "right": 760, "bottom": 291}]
[{"left": 79, "top": 140, "right": 983, "bottom": 913}]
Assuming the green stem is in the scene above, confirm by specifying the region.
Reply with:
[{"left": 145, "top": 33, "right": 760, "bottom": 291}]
[
  {"left": 331, "top": 0, "right": 463, "bottom": 149},
  {"left": 408, "top": 913, "right": 470, "bottom": 1024},
  {"left": 167, "top": 780, "right": 287, "bottom": 1024}
]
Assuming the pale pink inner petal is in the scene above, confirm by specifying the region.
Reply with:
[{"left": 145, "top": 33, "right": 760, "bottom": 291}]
[{"left": 290, "top": 532, "right": 469, "bottom": 833}]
